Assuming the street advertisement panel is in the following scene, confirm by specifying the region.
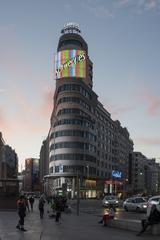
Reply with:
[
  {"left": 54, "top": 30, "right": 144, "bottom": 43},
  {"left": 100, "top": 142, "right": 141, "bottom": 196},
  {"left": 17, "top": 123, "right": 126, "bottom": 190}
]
[{"left": 54, "top": 50, "right": 86, "bottom": 79}]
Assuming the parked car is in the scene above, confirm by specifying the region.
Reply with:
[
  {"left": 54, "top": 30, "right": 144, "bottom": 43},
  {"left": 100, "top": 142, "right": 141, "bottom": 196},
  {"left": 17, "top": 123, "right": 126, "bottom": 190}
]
[
  {"left": 123, "top": 197, "right": 147, "bottom": 213},
  {"left": 102, "top": 195, "right": 119, "bottom": 207},
  {"left": 147, "top": 195, "right": 160, "bottom": 215}
]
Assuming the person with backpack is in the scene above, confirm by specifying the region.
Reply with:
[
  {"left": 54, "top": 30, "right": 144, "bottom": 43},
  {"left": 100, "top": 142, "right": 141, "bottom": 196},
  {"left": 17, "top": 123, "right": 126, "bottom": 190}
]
[
  {"left": 39, "top": 195, "right": 45, "bottom": 219},
  {"left": 16, "top": 195, "right": 27, "bottom": 231}
]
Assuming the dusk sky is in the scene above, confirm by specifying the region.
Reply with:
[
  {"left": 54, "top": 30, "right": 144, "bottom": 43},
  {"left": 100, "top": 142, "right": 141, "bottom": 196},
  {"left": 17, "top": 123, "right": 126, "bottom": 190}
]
[{"left": 0, "top": 0, "right": 160, "bottom": 170}]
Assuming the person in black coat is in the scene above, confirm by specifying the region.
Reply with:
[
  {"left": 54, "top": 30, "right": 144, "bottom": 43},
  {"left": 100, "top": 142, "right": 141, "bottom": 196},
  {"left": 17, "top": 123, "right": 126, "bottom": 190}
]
[
  {"left": 39, "top": 195, "right": 45, "bottom": 219},
  {"left": 16, "top": 195, "right": 27, "bottom": 231},
  {"left": 55, "top": 197, "right": 62, "bottom": 223},
  {"left": 29, "top": 196, "right": 35, "bottom": 211},
  {"left": 137, "top": 203, "right": 160, "bottom": 236}
]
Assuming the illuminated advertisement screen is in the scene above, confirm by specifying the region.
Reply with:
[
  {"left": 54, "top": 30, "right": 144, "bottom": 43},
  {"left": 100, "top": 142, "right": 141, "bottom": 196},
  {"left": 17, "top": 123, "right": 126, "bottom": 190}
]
[{"left": 54, "top": 50, "right": 86, "bottom": 79}]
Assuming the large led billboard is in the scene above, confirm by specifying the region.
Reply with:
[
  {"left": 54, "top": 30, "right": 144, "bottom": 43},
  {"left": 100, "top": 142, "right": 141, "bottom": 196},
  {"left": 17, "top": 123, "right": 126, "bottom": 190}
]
[{"left": 54, "top": 50, "right": 86, "bottom": 79}]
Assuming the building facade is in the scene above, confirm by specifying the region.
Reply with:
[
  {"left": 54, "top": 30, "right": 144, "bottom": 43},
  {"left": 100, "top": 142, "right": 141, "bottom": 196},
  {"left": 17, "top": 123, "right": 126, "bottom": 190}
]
[
  {"left": 45, "top": 23, "right": 133, "bottom": 198},
  {"left": 39, "top": 136, "right": 49, "bottom": 185},
  {"left": 0, "top": 132, "right": 5, "bottom": 179},
  {"left": 0, "top": 132, "right": 18, "bottom": 179},
  {"left": 0, "top": 132, "right": 19, "bottom": 209},
  {"left": 130, "top": 152, "right": 160, "bottom": 195},
  {"left": 24, "top": 158, "right": 40, "bottom": 192},
  {"left": 4, "top": 145, "right": 18, "bottom": 179}
]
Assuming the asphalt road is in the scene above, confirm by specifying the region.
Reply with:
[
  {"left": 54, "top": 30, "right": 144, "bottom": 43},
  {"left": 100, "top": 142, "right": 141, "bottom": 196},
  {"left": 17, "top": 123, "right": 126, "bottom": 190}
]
[{"left": 69, "top": 199, "right": 146, "bottom": 220}]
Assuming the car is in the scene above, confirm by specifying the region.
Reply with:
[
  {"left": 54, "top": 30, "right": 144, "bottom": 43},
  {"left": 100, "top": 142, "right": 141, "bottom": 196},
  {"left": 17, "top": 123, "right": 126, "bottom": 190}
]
[
  {"left": 102, "top": 195, "right": 119, "bottom": 208},
  {"left": 147, "top": 195, "right": 160, "bottom": 215},
  {"left": 148, "top": 195, "right": 160, "bottom": 205},
  {"left": 123, "top": 197, "right": 147, "bottom": 213}
]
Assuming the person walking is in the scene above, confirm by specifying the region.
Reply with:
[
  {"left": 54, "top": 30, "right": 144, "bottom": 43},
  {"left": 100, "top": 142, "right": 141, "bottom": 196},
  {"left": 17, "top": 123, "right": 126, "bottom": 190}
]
[
  {"left": 29, "top": 196, "right": 35, "bottom": 211},
  {"left": 39, "top": 195, "right": 45, "bottom": 219},
  {"left": 55, "top": 197, "right": 62, "bottom": 223},
  {"left": 24, "top": 195, "right": 30, "bottom": 212},
  {"left": 137, "top": 201, "right": 160, "bottom": 236},
  {"left": 16, "top": 195, "right": 27, "bottom": 231}
]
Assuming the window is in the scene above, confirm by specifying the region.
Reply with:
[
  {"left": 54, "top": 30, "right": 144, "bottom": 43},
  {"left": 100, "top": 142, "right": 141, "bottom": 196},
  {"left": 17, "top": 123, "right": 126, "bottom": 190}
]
[
  {"left": 50, "top": 153, "right": 96, "bottom": 163},
  {"left": 50, "top": 142, "right": 96, "bottom": 152},
  {"left": 60, "top": 39, "right": 82, "bottom": 47},
  {"left": 57, "top": 97, "right": 91, "bottom": 111},
  {"left": 53, "top": 118, "right": 94, "bottom": 130},
  {"left": 58, "top": 84, "right": 91, "bottom": 100}
]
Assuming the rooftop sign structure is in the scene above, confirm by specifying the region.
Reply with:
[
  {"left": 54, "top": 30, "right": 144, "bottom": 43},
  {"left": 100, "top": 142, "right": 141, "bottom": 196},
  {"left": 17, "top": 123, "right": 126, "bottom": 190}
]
[{"left": 61, "top": 22, "right": 81, "bottom": 35}]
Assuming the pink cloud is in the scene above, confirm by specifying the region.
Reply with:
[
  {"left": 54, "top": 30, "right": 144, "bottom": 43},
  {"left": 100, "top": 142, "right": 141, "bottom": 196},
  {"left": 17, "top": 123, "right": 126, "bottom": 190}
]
[
  {"left": 0, "top": 25, "right": 33, "bottom": 79},
  {"left": 134, "top": 83, "right": 160, "bottom": 117},
  {"left": 13, "top": 90, "right": 51, "bottom": 133},
  {"left": 145, "top": 0, "right": 157, "bottom": 10},
  {"left": 0, "top": 108, "right": 11, "bottom": 133},
  {"left": 141, "top": 91, "right": 160, "bottom": 117},
  {"left": 106, "top": 103, "right": 135, "bottom": 119},
  {"left": 136, "top": 137, "right": 160, "bottom": 145},
  {"left": 39, "top": 87, "right": 53, "bottom": 116},
  {"left": 1, "top": 86, "right": 53, "bottom": 135}
]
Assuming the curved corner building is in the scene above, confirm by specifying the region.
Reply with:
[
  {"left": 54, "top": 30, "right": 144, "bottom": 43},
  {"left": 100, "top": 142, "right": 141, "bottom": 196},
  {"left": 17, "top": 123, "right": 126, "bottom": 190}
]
[{"left": 47, "top": 23, "right": 133, "bottom": 198}]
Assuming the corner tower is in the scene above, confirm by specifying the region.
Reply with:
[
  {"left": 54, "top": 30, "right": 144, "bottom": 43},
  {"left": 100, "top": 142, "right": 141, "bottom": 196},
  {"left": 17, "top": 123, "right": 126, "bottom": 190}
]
[
  {"left": 56, "top": 23, "right": 93, "bottom": 88},
  {"left": 48, "top": 23, "right": 97, "bottom": 198}
]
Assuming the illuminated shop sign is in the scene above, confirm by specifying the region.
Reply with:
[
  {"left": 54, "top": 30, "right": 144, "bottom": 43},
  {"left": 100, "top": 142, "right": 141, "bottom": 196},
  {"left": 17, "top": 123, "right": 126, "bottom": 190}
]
[
  {"left": 54, "top": 50, "right": 86, "bottom": 79},
  {"left": 112, "top": 170, "right": 122, "bottom": 179}
]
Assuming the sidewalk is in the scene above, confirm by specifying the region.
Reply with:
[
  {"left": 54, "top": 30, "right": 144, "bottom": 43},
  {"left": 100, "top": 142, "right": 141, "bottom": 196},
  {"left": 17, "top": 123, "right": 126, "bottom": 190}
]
[{"left": 0, "top": 200, "right": 157, "bottom": 240}]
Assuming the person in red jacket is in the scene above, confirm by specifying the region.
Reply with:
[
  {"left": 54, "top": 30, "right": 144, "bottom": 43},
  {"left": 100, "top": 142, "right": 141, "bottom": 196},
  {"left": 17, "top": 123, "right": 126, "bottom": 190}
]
[
  {"left": 16, "top": 195, "right": 27, "bottom": 231},
  {"left": 98, "top": 204, "right": 116, "bottom": 226}
]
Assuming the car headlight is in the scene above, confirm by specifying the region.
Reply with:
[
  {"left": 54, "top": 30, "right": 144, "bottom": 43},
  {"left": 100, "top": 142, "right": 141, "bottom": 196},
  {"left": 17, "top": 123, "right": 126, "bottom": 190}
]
[
  {"left": 116, "top": 200, "right": 118, "bottom": 203},
  {"left": 143, "top": 204, "right": 147, "bottom": 208},
  {"left": 105, "top": 201, "right": 109, "bottom": 204}
]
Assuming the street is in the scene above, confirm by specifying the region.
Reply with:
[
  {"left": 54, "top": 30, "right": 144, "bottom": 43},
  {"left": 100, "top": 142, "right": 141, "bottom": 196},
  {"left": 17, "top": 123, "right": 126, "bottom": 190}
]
[
  {"left": 0, "top": 199, "right": 156, "bottom": 240},
  {"left": 70, "top": 199, "right": 146, "bottom": 220}
]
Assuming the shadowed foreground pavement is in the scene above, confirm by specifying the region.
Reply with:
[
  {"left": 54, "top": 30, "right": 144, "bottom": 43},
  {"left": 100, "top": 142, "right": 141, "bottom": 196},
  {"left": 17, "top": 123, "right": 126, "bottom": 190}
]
[{"left": 0, "top": 201, "right": 158, "bottom": 240}]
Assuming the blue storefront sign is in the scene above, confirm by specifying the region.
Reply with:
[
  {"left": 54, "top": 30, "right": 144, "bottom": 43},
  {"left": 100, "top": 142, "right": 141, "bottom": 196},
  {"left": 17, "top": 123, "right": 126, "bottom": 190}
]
[{"left": 112, "top": 170, "right": 122, "bottom": 179}]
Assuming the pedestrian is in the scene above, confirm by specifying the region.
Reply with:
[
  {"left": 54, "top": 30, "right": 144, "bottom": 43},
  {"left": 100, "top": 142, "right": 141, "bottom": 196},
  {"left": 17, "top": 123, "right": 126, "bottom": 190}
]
[
  {"left": 16, "top": 195, "right": 27, "bottom": 231},
  {"left": 55, "top": 197, "right": 62, "bottom": 223},
  {"left": 29, "top": 196, "right": 35, "bottom": 211},
  {"left": 137, "top": 201, "right": 160, "bottom": 236},
  {"left": 24, "top": 195, "right": 30, "bottom": 212},
  {"left": 98, "top": 204, "right": 116, "bottom": 226},
  {"left": 39, "top": 195, "right": 45, "bottom": 219}
]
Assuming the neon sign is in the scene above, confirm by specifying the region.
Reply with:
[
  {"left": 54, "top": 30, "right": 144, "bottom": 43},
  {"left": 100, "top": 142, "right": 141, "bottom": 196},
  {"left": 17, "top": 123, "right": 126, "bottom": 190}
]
[
  {"left": 112, "top": 170, "right": 122, "bottom": 179},
  {"left": 54, "top": 50, "right": 86, "bottom": 79}
]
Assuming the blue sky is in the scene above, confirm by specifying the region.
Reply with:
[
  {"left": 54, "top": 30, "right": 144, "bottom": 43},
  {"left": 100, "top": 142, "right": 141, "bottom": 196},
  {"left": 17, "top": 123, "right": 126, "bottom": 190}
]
[{"left": 0, "top": 0, "right": 160, "bottom": 169}]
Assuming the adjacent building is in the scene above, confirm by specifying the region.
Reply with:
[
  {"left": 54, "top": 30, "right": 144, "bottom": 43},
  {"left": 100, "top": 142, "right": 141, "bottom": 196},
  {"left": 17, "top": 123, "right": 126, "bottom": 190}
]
[
  {"left": 39, "top": 136, "right": 49, "bottom": 189},
  {"left": 0, "top": 132, "right": 18, "bottom": 179},
  {"left": 130, "top": 152, "right": 160, "bottom": 195},
  {"left": 0, "top": 132, "right": 5, "bottom": 179},
  {"left": 24, "top": 158, "right": 40, "bottom": 192},
  {"left": 0, "top": 132, "right": 19, "bottom": 209}
]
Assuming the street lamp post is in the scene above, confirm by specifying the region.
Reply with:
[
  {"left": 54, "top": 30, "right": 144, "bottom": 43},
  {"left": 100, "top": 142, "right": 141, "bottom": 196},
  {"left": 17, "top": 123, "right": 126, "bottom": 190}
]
[{"left": 76, "top": 170, "right": 80, "bottom": 216}]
